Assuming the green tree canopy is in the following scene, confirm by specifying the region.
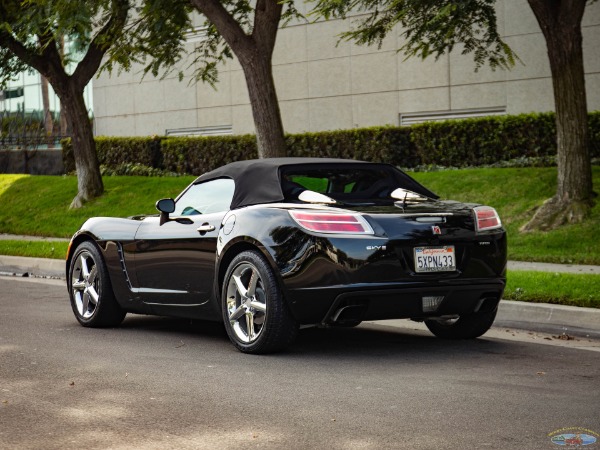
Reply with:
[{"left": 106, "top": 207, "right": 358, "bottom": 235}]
[
  {"left": 310, "top": 0, "right": 518, "bottom": 70},
  {"left": 0, "top": 0, "right": 191, "bottom": 206}
]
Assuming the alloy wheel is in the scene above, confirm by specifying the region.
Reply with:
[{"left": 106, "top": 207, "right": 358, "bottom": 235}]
[
  {"left": 225, "top": 262, "right": 267, "bottom": 343},
  {"left": 71, "top": 251, "right": 100, "bottom": 319}
]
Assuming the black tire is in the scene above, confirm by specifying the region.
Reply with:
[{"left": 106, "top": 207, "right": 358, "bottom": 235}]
[
  {"left": 221, "top": 250, "right": 298, "bottom": 354},
  {"left": 68, "top": 241, "right": 126, "bottom": 327},
  {"left": 425, "top": 308, "right": 497, "bottom": 339}
]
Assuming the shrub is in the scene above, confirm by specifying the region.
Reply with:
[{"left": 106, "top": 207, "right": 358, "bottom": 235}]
[
  {"left": 286, "top": 126, "right": 416, "bottom": 166},
  {"left": 61, "top": 111, "right": 600, "bottom": 175},
  {"left": 61, "top": 136, "right": 162, "bottom": 174},
  {"left": 162, "top": 135, "right": 258, "bottom": 175},
  {"left": 410, "top": 112, "right": 559, "bottom": 167}
]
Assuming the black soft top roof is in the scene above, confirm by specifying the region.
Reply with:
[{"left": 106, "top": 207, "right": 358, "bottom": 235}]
[{"left": 194, "top": 157, "right": 438, "bottom": 209}]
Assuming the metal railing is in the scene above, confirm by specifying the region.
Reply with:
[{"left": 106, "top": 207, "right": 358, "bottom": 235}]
[{"left": 0, "top": 109, "right": 69, "bottom": 151}]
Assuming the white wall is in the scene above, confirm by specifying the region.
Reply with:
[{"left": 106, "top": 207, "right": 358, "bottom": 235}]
[{"left": 93, "top": 0, "right": 600, "bottom": 137}]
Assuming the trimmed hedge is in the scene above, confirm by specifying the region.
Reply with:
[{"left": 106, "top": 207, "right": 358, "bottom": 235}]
[
  {"left": 61, "top": 111, "right": 600, "bottom": 175},
  {"left": 286, "top": 127, "right": 414, "bottom": 166},
  {"left": 162, "top": 135, "right": 258, "bottom": 174},
  {"left": 62, "top": 136, "right": 164, "bottom": 173},
  {"left": 410, "top": 113, "right": 558, "bottom": 167}
]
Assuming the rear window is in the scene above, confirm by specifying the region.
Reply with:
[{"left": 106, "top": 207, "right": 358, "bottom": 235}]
[{"left": 280, "top": 165, "right": 402, "bottom": 202}]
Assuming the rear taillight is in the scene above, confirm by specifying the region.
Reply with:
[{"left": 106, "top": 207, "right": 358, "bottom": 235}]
[
  {"left": 474, "top": 206, "right": 502, "bottom": 231},
  {"left": 289, "top": 210, "right": 374, "bottom": 234}
]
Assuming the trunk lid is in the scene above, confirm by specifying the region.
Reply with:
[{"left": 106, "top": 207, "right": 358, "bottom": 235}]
[{"left": 340, "top": 200, "right": 505, "bottom": 279}]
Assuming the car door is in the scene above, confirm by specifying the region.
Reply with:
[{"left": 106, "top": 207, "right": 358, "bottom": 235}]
[{"left": 132, "top": 178, "right": 235, "bottom": 306}]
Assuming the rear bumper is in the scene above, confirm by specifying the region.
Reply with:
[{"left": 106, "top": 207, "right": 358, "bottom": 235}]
[{"left": 286, "top": 279, "right": 505, "bottom": 325}]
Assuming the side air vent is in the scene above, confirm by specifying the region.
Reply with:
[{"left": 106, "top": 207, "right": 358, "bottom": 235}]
[{"left": 400, "top": 107, "right": 506, "bottom": 126}]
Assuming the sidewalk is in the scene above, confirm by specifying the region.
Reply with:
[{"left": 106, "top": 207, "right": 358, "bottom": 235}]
[
  {"left": 0, "top": 233, "right": 70, "bottom": 242},
  {"left": 1, "top": 252, "right": 598, "bottom": 340},
  {"left": 507, "top": 260, "right": 600, "bottom": 274}
]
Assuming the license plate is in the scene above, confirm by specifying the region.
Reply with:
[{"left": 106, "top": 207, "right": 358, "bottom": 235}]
[{"left": 414, "top": 246, "right": 456, "bottom": 273}]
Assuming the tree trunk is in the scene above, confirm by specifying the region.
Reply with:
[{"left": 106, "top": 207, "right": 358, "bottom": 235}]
[
  {"left": 189, "top": 0, "right": 287, "bottom": 158},
  {"left": 241, "top": 52, "right": 286, "bottom": 158},
  {"left": 522, "top": 0, "right": 594, "bottom": 231},
  {"left": 58, "top": 85, "right": 104, "bottom": 209},
  {"left": 40, "top": 75, "right": 53, "bottom": 137},
  {"left": 58, "top": 36, "right": 69, "bottom": 137},
  {"left": 60, "top": 107, "right": 68, "bottom": 136}
]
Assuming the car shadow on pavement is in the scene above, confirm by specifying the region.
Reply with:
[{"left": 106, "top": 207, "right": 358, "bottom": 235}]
[{"left": 116, "top": 314, "right": 517, "bottom": 362}]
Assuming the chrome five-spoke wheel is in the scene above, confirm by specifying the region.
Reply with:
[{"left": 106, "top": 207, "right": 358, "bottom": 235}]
[
  {"left": 222, "top": 250, "right": 298, "bottom": 354},
  {"left": 68, "top": 241, "right": 125, "bottom": 327},
  {"left": 71, "top": 251, "right": 100, "bottom": 319},
  {"left": 225, "top": 262, "right": 267, "bottom": 343}
]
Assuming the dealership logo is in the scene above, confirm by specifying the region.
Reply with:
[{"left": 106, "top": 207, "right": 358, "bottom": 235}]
[{"left": 549, "top": 427, "right": 598, "bottom": 447}]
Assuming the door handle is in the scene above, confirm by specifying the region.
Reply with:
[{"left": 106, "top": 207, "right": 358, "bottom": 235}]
[{"left": 197, "top": 223, "right": 215, "bottom": 233}]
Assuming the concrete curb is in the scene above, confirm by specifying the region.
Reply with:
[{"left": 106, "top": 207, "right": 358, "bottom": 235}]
[
  {"left": 495, "top": 300, "right": 600, "bottom": 339},
  {"left": 1, "top": 254, "right": 599, "bottom": 339},
  {"left": 0, "top": 255, "right": 65, "bottom": 279}
]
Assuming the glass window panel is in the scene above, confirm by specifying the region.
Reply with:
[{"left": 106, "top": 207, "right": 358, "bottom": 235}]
[
  {"left": 23, "top": 85, "right": 42, "bottom": 112},
  {"left": 174, "top": 179, "right": 235, "bottom": 216}
]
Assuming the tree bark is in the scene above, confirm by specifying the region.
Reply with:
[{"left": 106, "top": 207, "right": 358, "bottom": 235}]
[
  {"left": 58, "top": 37, "right": 68, "bottom": 137},
  {"left": 40, "top": 75, "right": 53, "bottom": 137},
  {"left": 522, "top": 0, "right": 594, "bottom": 231},
  {"left": 239, "top": 46, "right": 286, "bottom": 158},
  {"left": 56, "top": 84, "right": 103, "bottom": 208},
  {"left": 190, "top": 0, "right": 287, "bottom": 158}
]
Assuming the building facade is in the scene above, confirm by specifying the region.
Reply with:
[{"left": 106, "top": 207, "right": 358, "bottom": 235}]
[
  {"left": 92, "top": 0, "right": 600, "bottom": 137},
  {"left": 0, "top": 68, "right": 93, "bottom": 136}
]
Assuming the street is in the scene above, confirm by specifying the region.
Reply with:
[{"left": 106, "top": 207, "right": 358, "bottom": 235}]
[{"left": 1, "top": 276, "right": 598, "bottom": 449}]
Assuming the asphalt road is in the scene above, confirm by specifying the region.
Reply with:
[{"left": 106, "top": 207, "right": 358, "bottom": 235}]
[{"left": 1, "top": 276, "right": 599, "bottom": 450}]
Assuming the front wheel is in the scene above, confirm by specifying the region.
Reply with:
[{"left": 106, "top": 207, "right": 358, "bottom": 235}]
[
  {"left": 68, "top": 241, "right": 126, "bottom": 327},
  {"left": 222, "top": 251, "right": 298, "bottom": 354},
  {"left": 425, "top": 308, "right": 497, "bottom": 339}
]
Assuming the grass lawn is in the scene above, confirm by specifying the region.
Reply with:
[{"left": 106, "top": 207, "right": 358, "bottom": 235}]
[
  {"left": 504, "top": 270, "right": 600, "bottom": 309},
  {"left": 0, "top": 174, "right": 194, "bottom": 238},
  {"left": 0, "top": 240, "right": 69, "bottom": 260}
]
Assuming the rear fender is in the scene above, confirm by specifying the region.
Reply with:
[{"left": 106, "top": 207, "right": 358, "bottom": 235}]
[{"left": 215, "top": 236, "right": 291, "bottom": 317}]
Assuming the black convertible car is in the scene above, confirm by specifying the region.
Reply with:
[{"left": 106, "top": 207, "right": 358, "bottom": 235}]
[{"left": 67, "top": 158, "right": 506, "bottom": 353}]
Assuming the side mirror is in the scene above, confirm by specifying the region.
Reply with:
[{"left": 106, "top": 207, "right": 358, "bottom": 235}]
[{"left": 156, "top": 198, "right": 175, "bottom": 225}]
